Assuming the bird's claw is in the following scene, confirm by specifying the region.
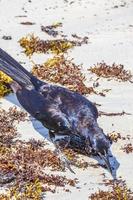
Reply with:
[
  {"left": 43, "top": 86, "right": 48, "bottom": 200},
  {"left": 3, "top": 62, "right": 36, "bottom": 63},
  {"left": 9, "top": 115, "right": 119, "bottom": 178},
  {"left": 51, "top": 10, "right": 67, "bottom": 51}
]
[
  {"left": 60, "top": 155, "right": 75, "bottom": 174},
  {"left": 53, "top": 148, "right": 75, "bottom": 174}
]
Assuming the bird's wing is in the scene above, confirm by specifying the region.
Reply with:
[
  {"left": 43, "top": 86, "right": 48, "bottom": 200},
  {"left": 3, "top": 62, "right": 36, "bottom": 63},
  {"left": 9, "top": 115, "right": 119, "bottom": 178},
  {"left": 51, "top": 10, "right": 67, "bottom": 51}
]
[
  {"left": 16, "top": 86, "right": 72, "bottom": 133},
  {"left": 39, "top": 84, "right": 98, "bottom": 119},
  {"left": 38, "top": 84, "right": 98, "bottom": 135}
]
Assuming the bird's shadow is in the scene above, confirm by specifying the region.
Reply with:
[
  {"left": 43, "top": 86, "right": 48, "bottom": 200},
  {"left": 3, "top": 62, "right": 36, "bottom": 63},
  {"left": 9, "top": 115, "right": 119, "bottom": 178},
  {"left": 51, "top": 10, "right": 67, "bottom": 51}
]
[{"left": 5, "top": 94, "right": 120, "bottom": 178}]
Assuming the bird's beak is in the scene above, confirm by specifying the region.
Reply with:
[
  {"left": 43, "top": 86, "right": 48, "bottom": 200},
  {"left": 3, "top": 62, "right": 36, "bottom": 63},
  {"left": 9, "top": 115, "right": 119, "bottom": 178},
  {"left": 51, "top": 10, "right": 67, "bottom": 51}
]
[{"left": 98, "top": 151, "right": 113, "bottom": 177}]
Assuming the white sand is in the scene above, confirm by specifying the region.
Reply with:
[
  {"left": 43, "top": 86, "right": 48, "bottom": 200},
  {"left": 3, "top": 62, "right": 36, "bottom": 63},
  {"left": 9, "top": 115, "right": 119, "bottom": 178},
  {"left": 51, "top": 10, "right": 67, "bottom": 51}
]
[{"left": 0, "top": 0, "right": 133, "bottom": 199}]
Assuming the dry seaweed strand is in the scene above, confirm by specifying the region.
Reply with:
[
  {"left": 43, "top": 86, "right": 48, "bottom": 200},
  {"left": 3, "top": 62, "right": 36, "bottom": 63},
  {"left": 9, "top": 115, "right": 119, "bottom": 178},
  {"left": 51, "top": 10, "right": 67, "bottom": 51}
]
[
  {"left": 88, "top": 62, "right": 133, "bottom": 82},
  {"left": 89, "top": 180, "right": 133, "bottom": 200},
  {"left": 99, "top": 110, "right": 131, "bottom": 117},
  {"left": 32, "top": 55, "right": 96, "bottom": 95},
  {"left": 20, "top": 22, "right": 35, "bottom": 25}
]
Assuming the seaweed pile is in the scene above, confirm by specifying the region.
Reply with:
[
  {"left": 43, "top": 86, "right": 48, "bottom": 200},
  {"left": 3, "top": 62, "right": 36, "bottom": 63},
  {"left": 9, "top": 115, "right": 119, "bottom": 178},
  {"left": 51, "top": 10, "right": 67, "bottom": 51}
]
[
  {"left": 18, "top": 33, "right": 111, "bottom": 96},
  {"left": 32, "top": 55, "right": 95, "bottom": 95},
  {"left": 0, "top": 107, "right": 27, "bottom": 144},
  {"left": 0, "top": 107, "right": 92, "bottom": 199},
  {"left": 89, "top": 62, "right": 133, "bottom": 82},
  {"left": 107, "top": 132, "right": 122, "bottom": 143},
  {"left": 19, "top": 32, "right": 89, "bottom": 57},
  {"left": 107, "top": 131, "right": 132, "bottom": 143},
  {"left": 121, "top": 143, "right": 133, "bottom": 154},
  {"left": 19, "top": 34, "right": 76, "bottom": 56},
  {"left": 89, "top": 180, "right": 133, "bottom": 200},
  {"left": 0, "top": 71, "right": 12, "bottom": 97}
]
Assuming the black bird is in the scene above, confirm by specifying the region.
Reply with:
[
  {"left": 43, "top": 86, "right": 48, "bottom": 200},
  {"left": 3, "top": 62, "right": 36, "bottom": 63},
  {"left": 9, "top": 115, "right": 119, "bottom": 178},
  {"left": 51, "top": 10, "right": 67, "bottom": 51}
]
[{"left": 0, "top": 48, "right": 113, "bottom": 175}]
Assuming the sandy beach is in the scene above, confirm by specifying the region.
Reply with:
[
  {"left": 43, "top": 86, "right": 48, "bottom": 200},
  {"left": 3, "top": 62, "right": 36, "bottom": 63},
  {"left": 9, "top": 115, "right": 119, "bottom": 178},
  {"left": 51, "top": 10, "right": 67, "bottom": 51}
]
[{"left": 0, "top": 0, "right": 133, "bottom": 199}]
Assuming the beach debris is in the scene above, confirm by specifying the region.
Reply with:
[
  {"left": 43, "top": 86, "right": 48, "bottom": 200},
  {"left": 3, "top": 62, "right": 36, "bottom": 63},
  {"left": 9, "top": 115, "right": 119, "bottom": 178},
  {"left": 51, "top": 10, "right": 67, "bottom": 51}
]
[
  {"left": 88, "top": 62, "right": 133, "bottom": 82},
  {"left": 89, "top": 180, "right": 133, "bottom": 200},
  {"left": 41, "top": 22, "right": 62, "bottom": 37},
  {"left": 2, "top": 35, "right": 12, "bottom": 40},
  {"left": 107, "top": 132, "right": 132, "bottom": 143},
  {"left": 20, "top": 21, "right": 35, "bottom": 25},
  {"left": 88, "top": 163, "right": 100, "bottom": 169},
  {"left": 41, "top": 25, "right": 59, "bottom": 37},
  {"left": 99, "top": 111, "right": 131, "bottom": 117},
  {"left": 41, "top": 23, "right": 89, "bottom": 43},
  {"left": 121, "top": 143, "right": 133, "bottom": 154},
  {"left": 32, "top": 55, "right": 96, "bottom": 95},
  {"left": 0, "top": 107, "right": 27, "bottom": 143},
  {"left": 71, "top": 34, "right": 89, "bottom": 45},
  {"left": 19, "top": 34, "right": 75, "bottom": 56},
  {"left": 1, "top": 107, "right": 93, "bottom": 198},
  {"left": 107, "top": 132, "right": 121, "bottom": 143},
  {"left": 112, "top": 2, "right": 127, "bottom": 9},
  {"left": 19, "top": 33, "right": 89, "bottom": 56},
  {"left": 98, "top": 89, "right": 111, "bottom": 97},
  {"left": 15, "top": 15, "right": 27, "bottom": 18},
  {"left": 0, "top": 71, "right": 12, "bottom": 97}
]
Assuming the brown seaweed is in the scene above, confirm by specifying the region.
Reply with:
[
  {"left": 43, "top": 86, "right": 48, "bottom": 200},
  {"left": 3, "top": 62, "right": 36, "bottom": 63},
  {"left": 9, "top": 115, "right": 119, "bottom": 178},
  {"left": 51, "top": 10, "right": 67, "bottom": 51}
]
[
  {"left": 32, "top": 55, "right": 96, "bottom": 95},
  {"left": 19, "top": 34, "right": 75, "bottom": 56},
  {"left": 0, "top": 107, "right": 88, "bottom": 199},
  {"left": 121, "top": 143, "right": 133, "bottom": 154},
  {"left": 89, "top": 62, "right": 133, "bottom": 82},
  {"left": 89, "top": 180, "right": 133, "bottom": 200}
]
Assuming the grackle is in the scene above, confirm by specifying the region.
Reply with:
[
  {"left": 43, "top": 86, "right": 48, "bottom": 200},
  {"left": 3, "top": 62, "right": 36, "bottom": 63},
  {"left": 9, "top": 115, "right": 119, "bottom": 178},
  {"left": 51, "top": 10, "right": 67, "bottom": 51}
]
[{"left": 0, "top": 48, "right": 113, "bottom": 175}]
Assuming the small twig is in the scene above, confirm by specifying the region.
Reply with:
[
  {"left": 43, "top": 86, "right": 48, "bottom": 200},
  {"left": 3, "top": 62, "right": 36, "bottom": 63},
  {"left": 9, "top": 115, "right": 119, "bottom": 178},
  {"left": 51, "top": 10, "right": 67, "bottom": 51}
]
[{"left": 99, "top": 111, "right": 132, "bottom": 117}]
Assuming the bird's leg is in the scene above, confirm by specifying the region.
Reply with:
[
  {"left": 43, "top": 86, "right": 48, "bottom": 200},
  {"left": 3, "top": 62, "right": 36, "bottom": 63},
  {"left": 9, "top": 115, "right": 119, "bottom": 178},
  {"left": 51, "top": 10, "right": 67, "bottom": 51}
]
[
  {"left": 54, "top": 138, "right": 75, "bottom": 174},
  {"left": 49, "top": 130, "right": 75, "bottom": 173}
]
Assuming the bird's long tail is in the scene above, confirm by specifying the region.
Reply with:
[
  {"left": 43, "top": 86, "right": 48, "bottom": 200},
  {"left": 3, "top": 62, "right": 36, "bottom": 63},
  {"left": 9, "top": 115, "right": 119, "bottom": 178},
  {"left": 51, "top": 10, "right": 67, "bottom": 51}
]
[{"left": 0, "top": 48, "right": 39, "bottom": 87}]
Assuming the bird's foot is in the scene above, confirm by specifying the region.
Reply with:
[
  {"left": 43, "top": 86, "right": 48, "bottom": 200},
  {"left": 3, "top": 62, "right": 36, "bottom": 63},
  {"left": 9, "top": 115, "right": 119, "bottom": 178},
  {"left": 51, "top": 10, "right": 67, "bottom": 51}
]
[
  {"left": 54, "top": 149, "right": 75, "bottom": 174},
  {"left": 52, "top": 135, "right": 74, "bottom": 173},
  {"left": 60, "top": 154, "right": 75, "bottom": 174}
]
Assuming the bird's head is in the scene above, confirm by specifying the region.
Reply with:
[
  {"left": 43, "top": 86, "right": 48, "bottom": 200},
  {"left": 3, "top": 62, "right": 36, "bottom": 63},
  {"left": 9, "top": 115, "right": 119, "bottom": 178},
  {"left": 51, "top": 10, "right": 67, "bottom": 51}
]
[{"left": 86, "top": 123, "right": 113, "bottom": 176}]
